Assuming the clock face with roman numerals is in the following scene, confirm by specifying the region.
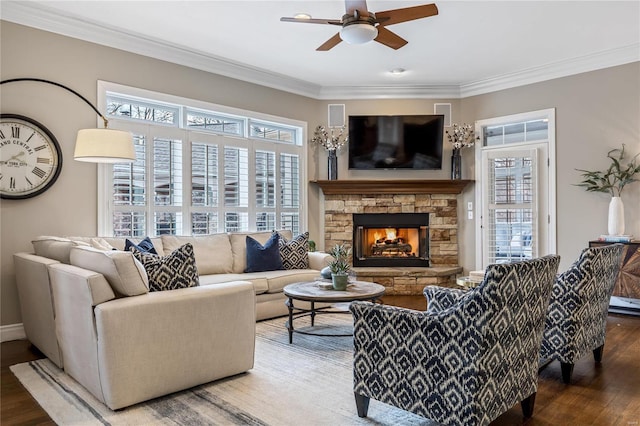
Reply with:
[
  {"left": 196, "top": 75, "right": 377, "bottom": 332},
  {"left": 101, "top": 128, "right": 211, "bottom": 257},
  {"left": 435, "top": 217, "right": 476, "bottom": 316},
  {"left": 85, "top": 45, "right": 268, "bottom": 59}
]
[{"left": 0, "top": 114, "right": 63, "bottom": 199}]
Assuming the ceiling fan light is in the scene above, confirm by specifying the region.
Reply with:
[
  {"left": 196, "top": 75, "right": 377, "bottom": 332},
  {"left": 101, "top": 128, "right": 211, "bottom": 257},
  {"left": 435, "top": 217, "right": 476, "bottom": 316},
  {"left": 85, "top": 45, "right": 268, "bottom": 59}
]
[{"left": 340, "top": 24, "right": 378, "bottom": 44}]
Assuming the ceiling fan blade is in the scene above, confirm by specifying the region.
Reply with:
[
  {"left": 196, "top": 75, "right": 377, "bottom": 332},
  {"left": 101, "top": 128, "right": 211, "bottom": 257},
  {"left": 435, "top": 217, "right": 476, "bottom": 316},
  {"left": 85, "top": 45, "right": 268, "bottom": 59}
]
[
  {"left": 375, "top": 3, "right": 438, "bottom": 26},
  {"left": 345, "top": 0, "right": 369, "bottom": 16},
  {"left": 374, "top": 27, "right": 408, "bottom": 50},
  {"left": 280, "top": 17, "right": 342, "bottom": 25},
  {"left": 317, "top": 33, "right": 343, "bottom": 51}
]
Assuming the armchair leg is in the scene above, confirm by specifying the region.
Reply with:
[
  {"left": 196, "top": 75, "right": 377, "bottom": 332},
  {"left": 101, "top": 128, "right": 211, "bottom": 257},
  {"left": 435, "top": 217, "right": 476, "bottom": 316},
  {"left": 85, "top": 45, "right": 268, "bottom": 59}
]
[
  {"left": 593, "top": 344, "right": 604, "bottom": 363},
  {"left": 521, "top": 392, "right": 536, "bottom": 418},
  {"left": 561, "top": 362, "right": 574, "bottom": 384},
  {"left": 355, "top": 393, "right": 370, "bottom": 418}
]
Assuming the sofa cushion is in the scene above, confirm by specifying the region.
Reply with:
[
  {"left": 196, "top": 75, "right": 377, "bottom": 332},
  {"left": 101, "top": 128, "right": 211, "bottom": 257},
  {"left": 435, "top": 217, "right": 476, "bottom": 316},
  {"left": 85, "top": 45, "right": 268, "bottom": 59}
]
[
  {"left": 264, "top": 269, "right": 322, "bottom": 293},
  {"left": 245, "top": 233, "right": 283, "bottom": 273},
  {"left": 230, "top": 230, "right": 292, "bottom": 273},
  {"left": 62, "top": 236, "right": 162, "bottom": 253},
  {"left": 279, "top": 231, "right": 309, "bottom": 269},
  {"left": 70, "top": 246, "right": 149, "bottom": 297},
  {"left": 161, "top": 234, "right": 232, "bottom": 275},
  {"left": 133, "top": 243, "right": 200, "bottom": 292},
  {"left": 90, "top": 238, "right": 116, "bottom": 251},
  {"left": 102, "top": 237, "right": 163, "bottom": 253},
  {"left": 199, "top": 274, "right": 269, "bottom": 295},
  {"left": 32, "top": 236, "right": 90, "bottom": 264},
  {"left": 125, "top": 236, "right": 157, "bottom": 254}
]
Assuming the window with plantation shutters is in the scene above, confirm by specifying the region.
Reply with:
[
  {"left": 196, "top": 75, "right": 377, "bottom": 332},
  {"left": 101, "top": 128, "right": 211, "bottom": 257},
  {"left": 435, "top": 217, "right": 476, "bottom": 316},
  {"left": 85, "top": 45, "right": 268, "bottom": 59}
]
[
  {"left": 191, "top": 141, "right": 219, "bottom": 235},
  {"left": 255, "top": 150, "right": 276, "bottom": 232},
  {"left": 191, "top": 142, "right": 218, "bottom": 208},
  {"left": 255, "top": 150, "right": 275, "bottom": 208},
  {"left": 98, "top": 82, "right": 305, "bottom": 237},
  {"left": 224, "top": 147, "right": 248, "bottom": 208},
  {"left": 112, "top": 134, "right": 146, "bottom": 237},
  {"left": 153, "top": 136, "right": 184, "bottom": 235},
  {"left": 483, "top": 150, "right": 537, "bottom": 265},
  {"left": 279, "top": 153, "right": 300, "bottom": 234},
  {"left": 280, "top": 153, "right": 299, "bottom": 209},
  {"left": 475, "top": 109, "right": 556, "bottom": 270}
]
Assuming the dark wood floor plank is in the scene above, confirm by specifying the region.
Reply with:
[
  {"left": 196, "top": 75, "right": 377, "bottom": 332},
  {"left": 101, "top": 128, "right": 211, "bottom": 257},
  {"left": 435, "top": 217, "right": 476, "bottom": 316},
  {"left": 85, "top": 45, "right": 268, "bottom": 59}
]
[
  {"left": 1, "top": 340, "right": 55, "bottom": 425},
  {"left": 1, "top": 296, "right": 639, "bottom": 425}
]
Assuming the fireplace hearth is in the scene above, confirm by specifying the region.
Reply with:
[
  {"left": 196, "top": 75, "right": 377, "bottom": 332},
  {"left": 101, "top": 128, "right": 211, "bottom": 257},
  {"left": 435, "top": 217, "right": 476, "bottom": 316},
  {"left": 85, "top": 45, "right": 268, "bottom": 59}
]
[{"left": 353, "top": 213, "right": 430, "bottom": 267}]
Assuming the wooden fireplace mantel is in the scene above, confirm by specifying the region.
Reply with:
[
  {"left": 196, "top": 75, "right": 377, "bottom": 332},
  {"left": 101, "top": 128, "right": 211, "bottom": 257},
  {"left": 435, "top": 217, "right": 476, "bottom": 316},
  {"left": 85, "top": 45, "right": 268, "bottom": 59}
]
[{"left": 311, "top": 179, "right": 474, "bottom": 195}]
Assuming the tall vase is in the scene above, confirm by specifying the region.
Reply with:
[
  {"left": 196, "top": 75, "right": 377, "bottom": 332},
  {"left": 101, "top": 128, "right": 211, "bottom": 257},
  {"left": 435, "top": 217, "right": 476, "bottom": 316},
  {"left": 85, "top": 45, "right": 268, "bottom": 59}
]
[
  {"left": 607, "top": 196, "right": 625, "bottom": 236},
  {"left": 327, "top": 149, "right": 338, "bottom": 180},
  {"left": 451, "top": 149, "right": 462, "bottom": 180}
]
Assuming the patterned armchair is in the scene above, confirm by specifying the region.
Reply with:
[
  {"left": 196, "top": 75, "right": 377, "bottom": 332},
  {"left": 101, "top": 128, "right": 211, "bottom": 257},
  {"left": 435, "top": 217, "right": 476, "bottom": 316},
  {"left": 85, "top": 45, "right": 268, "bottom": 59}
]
[
  {"left": 351, "top": 255, "right": 560, "bottom": 426},
  {"left": 540, "top": 244, "right": 623, "bottom": 383}
]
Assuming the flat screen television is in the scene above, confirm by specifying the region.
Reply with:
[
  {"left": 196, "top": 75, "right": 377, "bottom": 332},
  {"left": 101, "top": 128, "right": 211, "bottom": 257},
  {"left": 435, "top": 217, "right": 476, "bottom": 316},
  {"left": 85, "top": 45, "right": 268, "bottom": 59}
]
[{"left": 348, "top": 115, "right": 444, "bottom": 170}]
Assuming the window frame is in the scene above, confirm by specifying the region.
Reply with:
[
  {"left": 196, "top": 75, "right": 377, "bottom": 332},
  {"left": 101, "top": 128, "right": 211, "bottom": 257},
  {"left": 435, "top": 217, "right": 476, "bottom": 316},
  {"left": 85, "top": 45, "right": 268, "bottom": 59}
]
[
  {"left": 474, "top": 108, "right": 557, "bottom": 269},
  {"left": 97, "top": 81, "right": 307, "bottom": 237}
]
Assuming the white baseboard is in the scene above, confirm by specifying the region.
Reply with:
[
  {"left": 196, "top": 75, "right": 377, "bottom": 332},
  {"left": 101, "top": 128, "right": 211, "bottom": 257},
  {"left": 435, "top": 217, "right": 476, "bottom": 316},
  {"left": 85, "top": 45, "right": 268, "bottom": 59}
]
[{"left": 1, "top": 323, "right": 26, "bottom": 342}]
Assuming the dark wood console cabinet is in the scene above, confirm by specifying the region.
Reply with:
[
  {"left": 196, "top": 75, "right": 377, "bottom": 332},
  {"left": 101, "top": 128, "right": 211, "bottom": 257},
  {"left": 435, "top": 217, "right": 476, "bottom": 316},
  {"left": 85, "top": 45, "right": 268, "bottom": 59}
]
[{"left": 589, "top": 240, "right": 640, "bottom": 315}]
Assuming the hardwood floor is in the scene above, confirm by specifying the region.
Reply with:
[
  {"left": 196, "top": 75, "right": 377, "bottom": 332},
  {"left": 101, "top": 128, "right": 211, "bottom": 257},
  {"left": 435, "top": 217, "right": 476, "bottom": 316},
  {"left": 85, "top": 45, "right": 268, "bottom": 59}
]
[
  {"left": 1, "top": 340, "right": 54, "bottom": 425},
  {"left": 2, "top": 296, "right": 639, "bottom": 425}
]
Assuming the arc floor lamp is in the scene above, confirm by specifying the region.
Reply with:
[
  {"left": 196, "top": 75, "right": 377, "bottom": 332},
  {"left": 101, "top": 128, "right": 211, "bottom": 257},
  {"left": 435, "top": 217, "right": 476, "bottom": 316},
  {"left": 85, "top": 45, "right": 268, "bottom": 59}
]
[{"left": 0, "top": 77, "right": 135, "bottom": 163}]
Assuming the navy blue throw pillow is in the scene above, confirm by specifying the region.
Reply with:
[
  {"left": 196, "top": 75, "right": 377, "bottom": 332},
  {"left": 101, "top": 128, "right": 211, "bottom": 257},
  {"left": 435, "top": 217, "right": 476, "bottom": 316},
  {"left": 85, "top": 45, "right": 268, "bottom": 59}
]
[
  {"left": 245, "top": 233, "right": 283, "bottom": 273},
  {"left": 125, "top": 236, "right": 157, "bottom": 255}
]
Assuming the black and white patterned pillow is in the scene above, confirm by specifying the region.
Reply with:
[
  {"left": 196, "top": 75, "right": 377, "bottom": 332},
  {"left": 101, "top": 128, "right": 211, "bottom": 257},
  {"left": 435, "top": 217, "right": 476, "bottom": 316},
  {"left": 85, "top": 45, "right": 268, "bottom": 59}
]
[
  {"left": 132, "top": 243, "right": 199, "bottom": 292},
  {"left": 125, "top": 236, "right": 157, "bottom": 254},
  {"left": 278, "top": 231, "right": 309, "bottom": 270}
]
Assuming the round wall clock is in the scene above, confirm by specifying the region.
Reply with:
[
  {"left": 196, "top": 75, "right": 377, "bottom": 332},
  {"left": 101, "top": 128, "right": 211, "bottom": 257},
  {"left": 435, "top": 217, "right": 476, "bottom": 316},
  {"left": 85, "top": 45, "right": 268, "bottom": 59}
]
[{"left": 0, "top": 114, "right": 63, "bottom": 199}]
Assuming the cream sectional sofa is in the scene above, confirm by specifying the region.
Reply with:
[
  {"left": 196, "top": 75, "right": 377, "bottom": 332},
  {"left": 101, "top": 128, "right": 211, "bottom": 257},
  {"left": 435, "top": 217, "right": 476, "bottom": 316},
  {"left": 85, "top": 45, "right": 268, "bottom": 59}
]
[{"left": 13, "top": 231, "right": 331, "bottom": 410}]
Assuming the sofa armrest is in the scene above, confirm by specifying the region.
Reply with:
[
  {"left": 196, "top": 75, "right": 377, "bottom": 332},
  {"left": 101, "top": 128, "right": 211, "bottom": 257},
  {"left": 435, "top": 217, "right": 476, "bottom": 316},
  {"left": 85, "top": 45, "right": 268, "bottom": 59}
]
[
  {"left": 48, "top": 263, "right": 117, "bottom": 400},
  {"left": 308, "top": 251, "right": 332, "bottom": 270},
  {"left": 52, "top": 268, "right": 256, "bottom": 410},
  {"left": 13, "top": 253, "right": 63, "bottom": 367}
]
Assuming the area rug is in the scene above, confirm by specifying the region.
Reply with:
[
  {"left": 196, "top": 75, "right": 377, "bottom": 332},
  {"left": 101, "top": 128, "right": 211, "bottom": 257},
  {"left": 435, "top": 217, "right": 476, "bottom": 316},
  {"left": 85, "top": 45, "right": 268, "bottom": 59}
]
[{"left": 11, "top": 313, "right": 433, "bottom": 425}]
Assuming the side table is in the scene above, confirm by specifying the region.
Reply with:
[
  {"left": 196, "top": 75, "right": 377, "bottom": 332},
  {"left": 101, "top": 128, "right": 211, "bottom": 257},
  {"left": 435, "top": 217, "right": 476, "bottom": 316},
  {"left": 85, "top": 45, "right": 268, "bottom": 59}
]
[{"left": 589, "top": 240, "right": 640, "bottom": 315}]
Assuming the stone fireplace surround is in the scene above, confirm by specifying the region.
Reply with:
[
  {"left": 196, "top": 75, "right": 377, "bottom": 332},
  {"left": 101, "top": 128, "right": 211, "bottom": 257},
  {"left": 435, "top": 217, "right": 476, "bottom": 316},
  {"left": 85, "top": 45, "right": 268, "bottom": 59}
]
[{"left": 313, "top": 179, "right": 473, "bottom": 296}]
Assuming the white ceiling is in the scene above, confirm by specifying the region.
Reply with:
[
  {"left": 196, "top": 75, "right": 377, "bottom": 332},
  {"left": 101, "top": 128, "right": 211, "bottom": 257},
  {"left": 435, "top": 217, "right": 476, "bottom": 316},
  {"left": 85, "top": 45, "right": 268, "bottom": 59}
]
[{"left": 2, "top": 1, "right": 639, "bottom": 99}]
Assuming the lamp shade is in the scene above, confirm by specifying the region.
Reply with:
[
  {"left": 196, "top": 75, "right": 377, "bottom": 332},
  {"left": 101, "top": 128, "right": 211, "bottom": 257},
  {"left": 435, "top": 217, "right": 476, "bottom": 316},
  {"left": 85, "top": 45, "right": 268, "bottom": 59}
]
[
  {"left": 340, "top": 23, "right": 378, "bottom": 44},
  {"left": 74, "top": 128, "right": 135, "bottom": 163}
]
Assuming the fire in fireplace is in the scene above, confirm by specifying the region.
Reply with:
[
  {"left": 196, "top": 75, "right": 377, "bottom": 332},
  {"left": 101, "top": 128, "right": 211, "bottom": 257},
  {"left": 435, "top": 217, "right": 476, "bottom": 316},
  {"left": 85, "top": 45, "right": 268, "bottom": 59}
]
[{"left": 353, "top": 213, "right": 430, "bottom": 267}]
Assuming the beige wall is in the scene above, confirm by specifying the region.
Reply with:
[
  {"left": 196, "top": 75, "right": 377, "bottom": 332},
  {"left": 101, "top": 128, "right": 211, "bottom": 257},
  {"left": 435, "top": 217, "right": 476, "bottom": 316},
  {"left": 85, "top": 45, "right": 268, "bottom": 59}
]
[
  {"left": 0, "top": 22, "right": 322, "bottom": 326},
  {"left": 2, "top": 21, "right": 638, "bottom": 328},
  {"left": 460, "top": 63, "right": 640, "bottom": 272}
]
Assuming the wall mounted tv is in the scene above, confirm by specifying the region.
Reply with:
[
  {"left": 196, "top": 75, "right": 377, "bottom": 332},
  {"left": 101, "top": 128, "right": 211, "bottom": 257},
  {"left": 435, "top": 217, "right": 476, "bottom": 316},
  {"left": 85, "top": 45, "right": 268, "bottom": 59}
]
[{"left": 348, "top": 115, "right": 444, "bottom": 170}]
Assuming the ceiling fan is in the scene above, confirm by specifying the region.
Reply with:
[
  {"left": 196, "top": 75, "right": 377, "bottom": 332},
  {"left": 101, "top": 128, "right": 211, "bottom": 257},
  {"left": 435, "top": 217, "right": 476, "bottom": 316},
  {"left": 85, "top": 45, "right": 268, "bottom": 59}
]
[{"left": 280, "top": 0, "right": 438, "bottom": 51}]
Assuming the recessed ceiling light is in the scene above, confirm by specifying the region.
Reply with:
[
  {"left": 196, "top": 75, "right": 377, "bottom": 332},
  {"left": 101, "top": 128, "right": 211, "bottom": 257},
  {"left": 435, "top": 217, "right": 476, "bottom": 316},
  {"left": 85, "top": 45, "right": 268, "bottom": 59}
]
[
  {"left": 390, "top": 68, "right": 406, "bottom": 75},
  {"left": 295, "top": 13, "right": 312, "bottom": 19}
]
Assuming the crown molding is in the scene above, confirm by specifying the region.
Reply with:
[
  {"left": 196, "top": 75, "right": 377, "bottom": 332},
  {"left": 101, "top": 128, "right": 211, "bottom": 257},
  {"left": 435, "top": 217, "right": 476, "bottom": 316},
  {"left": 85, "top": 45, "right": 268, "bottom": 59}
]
[
  {"left": 3, "top": 1, "right": 638, "bottom": 100},
  {"left": 317, "top": 84, "right": 462, "bottom": 100},
  {"left": 0, "top": 1, "right": 324, "bottom": 99},
  {"left": 460, "top": 43, "right": 640, "bottom": 98}
]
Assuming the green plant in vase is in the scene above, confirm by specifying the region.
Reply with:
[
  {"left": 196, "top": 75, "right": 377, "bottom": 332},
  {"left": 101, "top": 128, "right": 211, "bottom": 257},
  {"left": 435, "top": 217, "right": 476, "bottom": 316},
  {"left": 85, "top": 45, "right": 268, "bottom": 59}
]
[
  {"left": 328, "top": 243, "right": 351, "bottom": 291},
  {"left": 575, "top": 144, "right": 640, "bottom": 236},
  {"left": 575, "top": 144, "right": 640, "bottom": 196}
]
